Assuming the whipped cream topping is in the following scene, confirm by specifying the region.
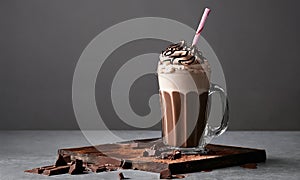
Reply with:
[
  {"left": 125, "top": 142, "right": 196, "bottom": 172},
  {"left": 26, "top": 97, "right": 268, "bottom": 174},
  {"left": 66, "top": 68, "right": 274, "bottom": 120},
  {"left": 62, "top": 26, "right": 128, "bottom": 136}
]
[
  {"left": 159, "top": 40, "right": 204, "bottom": 65},
  {"left": 158, "top": 41, "right": 210, "bottom": 77}
]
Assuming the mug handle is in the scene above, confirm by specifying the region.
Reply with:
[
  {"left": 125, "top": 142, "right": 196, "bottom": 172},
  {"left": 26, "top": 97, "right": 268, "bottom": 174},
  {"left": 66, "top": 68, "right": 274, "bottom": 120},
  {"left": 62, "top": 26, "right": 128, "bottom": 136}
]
[{"left": 207, "top": 83, "right": 229, "bottom": 137}]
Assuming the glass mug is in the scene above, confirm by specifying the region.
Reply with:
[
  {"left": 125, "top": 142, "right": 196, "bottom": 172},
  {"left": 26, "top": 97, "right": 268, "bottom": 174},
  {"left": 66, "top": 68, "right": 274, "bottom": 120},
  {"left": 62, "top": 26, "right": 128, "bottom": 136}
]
[{"left": 158, "top": 70, "right": 229, "bottom": 153}]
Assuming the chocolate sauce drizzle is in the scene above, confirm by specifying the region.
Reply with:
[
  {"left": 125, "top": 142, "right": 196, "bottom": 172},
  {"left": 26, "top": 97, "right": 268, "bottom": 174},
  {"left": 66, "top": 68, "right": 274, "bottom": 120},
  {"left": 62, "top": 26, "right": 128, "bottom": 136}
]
[{"left": 160, "top": 41, "right": 204, "bottom": 65}]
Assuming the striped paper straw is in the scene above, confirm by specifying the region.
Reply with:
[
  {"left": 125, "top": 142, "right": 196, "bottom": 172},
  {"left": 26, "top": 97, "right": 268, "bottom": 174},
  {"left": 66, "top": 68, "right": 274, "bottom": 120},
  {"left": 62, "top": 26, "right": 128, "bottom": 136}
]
[{"left": 192, "top": 8, "right": 211, "bottom": 46}]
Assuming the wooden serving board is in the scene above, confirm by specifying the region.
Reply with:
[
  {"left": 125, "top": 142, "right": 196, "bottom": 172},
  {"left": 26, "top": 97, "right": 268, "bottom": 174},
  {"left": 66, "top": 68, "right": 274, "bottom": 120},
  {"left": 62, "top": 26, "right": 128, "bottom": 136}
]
[{"left": 58, "top": 138, "right": 266, "bottom": 176}]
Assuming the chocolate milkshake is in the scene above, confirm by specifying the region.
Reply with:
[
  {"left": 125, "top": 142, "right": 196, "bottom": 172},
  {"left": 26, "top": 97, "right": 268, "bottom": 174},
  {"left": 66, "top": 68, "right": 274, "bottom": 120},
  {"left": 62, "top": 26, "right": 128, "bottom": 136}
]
[{"left": 157, "top": 41, "right": 211, "bottom": 148}]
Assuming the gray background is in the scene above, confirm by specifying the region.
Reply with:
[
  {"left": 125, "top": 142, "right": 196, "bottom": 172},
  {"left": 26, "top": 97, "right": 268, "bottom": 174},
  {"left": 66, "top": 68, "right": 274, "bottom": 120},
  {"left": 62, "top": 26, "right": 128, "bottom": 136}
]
[{"left": 0, "top": 0, "right": 299, "bottom": 130}]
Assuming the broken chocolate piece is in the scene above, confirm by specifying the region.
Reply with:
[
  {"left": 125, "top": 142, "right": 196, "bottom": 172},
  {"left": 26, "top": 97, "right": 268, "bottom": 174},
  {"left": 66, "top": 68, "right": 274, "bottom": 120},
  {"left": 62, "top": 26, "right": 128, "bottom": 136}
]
[
  {"left": 118, "top": 172, "right": 130, "bottom": 179},
  {"left": 121, "top": 159, "right": 132, "bottom": 169},
  {"left": 55, "top": 154, "right": 68, "bottom": 166},
  {"left": 160, "top": 169, "right": 172, "bottom": 179},
  {"left": 24, "top": 165, "right": 55, "bottom": 174},
  {"left": 35, "top": 167, "right": 46, "bottom": 174},
  {"left": 42, "top": 165, "right": 70, "bottom": 176},
  {"left": 68, "top": 159, "right": 85, "bottom": 174},
  {"left": 25, "top": 138, "right": 266, "bottom": 177},
  {"left": 119, "top": 172, "right": 125, "bottom": 179},
  {"left": 160, "top": 170, "right": 185, "bottom": 179},
  {"left": 172, "top": 150, "right": 181, "bottom": 160},
  {"left": 63, "top": 155, "right": 71, "bottom": 163}
]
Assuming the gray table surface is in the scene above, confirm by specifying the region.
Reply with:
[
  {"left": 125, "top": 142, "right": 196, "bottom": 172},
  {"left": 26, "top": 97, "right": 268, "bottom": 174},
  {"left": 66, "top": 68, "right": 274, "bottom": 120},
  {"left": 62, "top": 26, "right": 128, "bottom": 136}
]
[{"left": 0, "top": 131, "right": 299, "bottom": 180}]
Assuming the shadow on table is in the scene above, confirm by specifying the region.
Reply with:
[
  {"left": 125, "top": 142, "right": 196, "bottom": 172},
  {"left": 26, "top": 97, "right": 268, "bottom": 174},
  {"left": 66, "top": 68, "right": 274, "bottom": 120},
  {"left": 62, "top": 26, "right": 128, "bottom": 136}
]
[{"left": 262, "top": 157, "right": 299, "bottom": 168}]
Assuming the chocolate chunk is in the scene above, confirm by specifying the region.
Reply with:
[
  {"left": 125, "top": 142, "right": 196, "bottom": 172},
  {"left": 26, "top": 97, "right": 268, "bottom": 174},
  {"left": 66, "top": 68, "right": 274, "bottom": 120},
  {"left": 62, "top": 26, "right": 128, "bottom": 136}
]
[
  {"left": 119, "top": 172, "right": 125, "bottom": 179},
  {"left": 160, "top": 169, "right": 172, "bottom": 179},
  {"left": 63, "top": 155, "right": 71, "bottom": 163},
  {"left": 24, "top": 165, "right": 54, "bottom": 174},
  {"left": 118, "top": 172, "right": 130, "bottom": 179},
  {"left": 68, "top": 159, "right": 85, "bottom": 174},
  {"left": 121, "top": 159, "right": 132, "bottom": 169},
  {"left": 171, "top": 150, "right": 181, "bottom": 160},
  {"left": 35, "top": 167, "right": 46, "bottom": 174},
  {"left": 68, "top": 165, "right": 77, "bottom": 174},
  {"left": 42, "top": 165, "right": 70, "bottom": 176},
  {"left": 160, "top": 169, "right": 185, "bottom": 179},
  {"left": 55, "top": 154, "right": 68, "bottom": 166}
]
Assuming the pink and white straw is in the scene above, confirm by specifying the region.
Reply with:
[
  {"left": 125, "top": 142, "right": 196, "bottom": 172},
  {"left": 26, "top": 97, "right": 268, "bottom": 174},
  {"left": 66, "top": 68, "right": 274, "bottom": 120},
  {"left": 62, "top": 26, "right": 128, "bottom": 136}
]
[{"left": 192, "top": 8, "right": 211, "bottom": 46}]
